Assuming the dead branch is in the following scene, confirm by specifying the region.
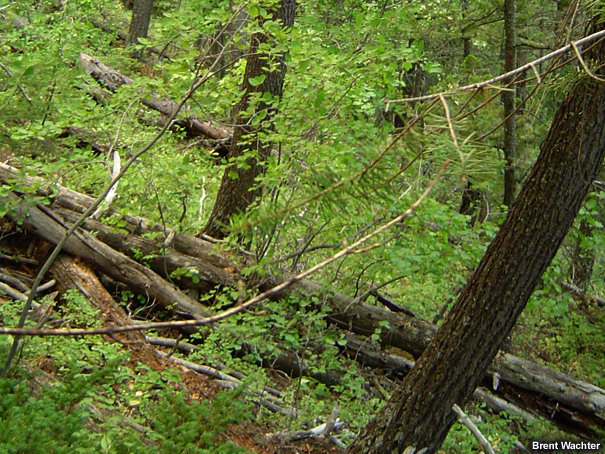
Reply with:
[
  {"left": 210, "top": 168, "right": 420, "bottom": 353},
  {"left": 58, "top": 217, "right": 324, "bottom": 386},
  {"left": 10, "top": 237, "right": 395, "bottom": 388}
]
[
  {"left": 387, "top": 29, "right": 605, "bottom": 105},
  {"left": 79, "top": 53, "right": 232, "bottom": 140}
]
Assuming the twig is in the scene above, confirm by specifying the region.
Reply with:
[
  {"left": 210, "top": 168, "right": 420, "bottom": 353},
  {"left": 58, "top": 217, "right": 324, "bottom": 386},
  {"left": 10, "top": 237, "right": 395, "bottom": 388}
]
[
  {"left": 452, "top": 403, "right": 495, "bottom": 454},
  {"left": 0, "top": 161, "right": 448, "bottom": 339},
  {"left": 321, "top": 403, "right": 341, "bottom": 437},
  {"left": 216, "top": 379, "right": 295, "bottom": 416},
  {"left": 0, "top": 281, "right": 31, "bottom": 302},
  {"left": 571, "top": 41, "right": 605, "bottom": 82},
  {"left": 34, "top": 279, "right": 56, "bottom": 293},
  {"left": 0, "top": 269, "right": 30, "bottom": 293},
  {"left": 0, "top": 60, "right": 33, "bottom": 104},
  {"left": 0, "top": 254, "right": 39, "bottom": 265},
  {"left": 439, "top": 94, "right": 459, "bottom": 151},
  {"left": 386, "top": 28, "right": 605, "bottom": 105},
  {"left": 267, "top": 415, "right": 344, "bottom": 442}
]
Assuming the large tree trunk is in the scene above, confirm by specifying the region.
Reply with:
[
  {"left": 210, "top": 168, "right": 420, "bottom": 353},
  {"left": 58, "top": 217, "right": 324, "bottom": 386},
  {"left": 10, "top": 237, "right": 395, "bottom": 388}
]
[
  {"left": 348, "top": 20, "right": 605, "bottom": 454},
  {"left": 203, "top": 0, "right": 296, "bottom": 239},
  {"left": 502, "top": 0, "right": 517, "bottom": 207}
]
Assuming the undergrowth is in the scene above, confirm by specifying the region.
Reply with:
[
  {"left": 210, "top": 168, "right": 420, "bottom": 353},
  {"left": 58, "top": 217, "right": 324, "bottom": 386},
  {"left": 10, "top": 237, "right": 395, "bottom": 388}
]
[{"left": 0, "top": 336, "right": 252, "bottom": 454}]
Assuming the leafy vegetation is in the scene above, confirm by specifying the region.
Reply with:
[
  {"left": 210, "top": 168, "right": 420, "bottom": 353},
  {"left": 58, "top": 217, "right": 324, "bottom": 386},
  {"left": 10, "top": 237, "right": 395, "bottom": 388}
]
[{"left": 1, "top": 0, "right": 605, "bottom": 452}]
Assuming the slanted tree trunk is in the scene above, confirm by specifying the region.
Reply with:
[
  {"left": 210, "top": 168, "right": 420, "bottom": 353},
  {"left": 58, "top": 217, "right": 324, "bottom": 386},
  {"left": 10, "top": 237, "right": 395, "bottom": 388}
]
[
  {"left": 502, "top": 0, "right": 517, "bottom": 207},
  {"left": 203, "top": 0, "right": 296, "bottom": 239},
  {"left": 348, "top": 18, "right": 605, "bottom": 454},
  {"left": 128, "top": 0, "right": 153, "bottom": 56}
]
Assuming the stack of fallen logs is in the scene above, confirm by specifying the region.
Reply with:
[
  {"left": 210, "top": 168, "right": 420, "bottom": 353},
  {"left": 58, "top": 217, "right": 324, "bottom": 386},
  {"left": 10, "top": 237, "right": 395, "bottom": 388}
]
[{"left": 0, "top": 162, "right": 604, "bottom": 440}]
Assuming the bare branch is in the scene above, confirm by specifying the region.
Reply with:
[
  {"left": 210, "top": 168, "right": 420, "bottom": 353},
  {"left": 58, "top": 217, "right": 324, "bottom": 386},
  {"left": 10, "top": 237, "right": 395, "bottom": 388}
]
[
  {"left": 0, "top": 162, "right": 449, "bottom": 339},
  {"left": 452, "top": 404, "right": 495, "bottom": 454},
  {"left": 386, "top": 29, "right": 605, "bottom": 105},
  {"left": 0, "top": 60, "right": 33, "bottom": 104}
]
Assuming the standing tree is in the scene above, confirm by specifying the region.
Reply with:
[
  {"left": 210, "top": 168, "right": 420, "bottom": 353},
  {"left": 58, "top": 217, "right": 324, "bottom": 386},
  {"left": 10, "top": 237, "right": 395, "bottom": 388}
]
[
  {"left": 348, "top": 17, "right": 605, "bottom": 454},
  {"left": 203, "top": 0, "right": 297, "bottom": 239},
  {"left": 502, "top": 0, "right": 517, "bottom": 207},
  {"left": 127, "top": 0, "right": 154, "bottom": 56}
]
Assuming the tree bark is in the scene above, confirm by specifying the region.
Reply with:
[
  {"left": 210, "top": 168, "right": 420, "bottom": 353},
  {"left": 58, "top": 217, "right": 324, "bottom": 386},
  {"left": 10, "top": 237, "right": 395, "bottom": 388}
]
[
  {"left": 127, "top": 0, "right": 153, "bottom": 54},
  {"left": 348, "top": 19, "right": 605, "bottom": 454},
  {"left": 203, "top": 0, "right": 296, "bottom": 239},
  {"left": 502, "top": 0, "right": 517, "bottom": 207}
]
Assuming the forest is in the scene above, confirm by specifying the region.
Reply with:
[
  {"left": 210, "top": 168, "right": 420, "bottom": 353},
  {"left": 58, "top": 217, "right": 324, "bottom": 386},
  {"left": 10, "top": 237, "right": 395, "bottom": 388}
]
[{"left": 0, "top": 0, "right": 605, "bottom": 452}]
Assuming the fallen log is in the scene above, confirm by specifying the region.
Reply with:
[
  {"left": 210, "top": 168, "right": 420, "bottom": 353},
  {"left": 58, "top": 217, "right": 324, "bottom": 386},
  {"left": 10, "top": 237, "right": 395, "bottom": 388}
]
[
  {"left": 72, "top": 208, "right": 605, "bottom": 431},
  {"left": 0, "top": 163, "right": 234, "bottom": 271},
  {"left": 55, "top": 207, "right": 237, "bottom": 292},
  {"left": 79, "top": 52, "right": 232, "bottom": 141},
  {"left": 2, "top": 164, "right": 605, "bottom": 429},
  {"left": 559, "top": 281, "right": 605, "bottom": 307},
  {"left": 50, "top": 254, "right": 145, "bottom": 343},
  {"left": 2, "top": 192, "right": 211, "bottom": 320}
]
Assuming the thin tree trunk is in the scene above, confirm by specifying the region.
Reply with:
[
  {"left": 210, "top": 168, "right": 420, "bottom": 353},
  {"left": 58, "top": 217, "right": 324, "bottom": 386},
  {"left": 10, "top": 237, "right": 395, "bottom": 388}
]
[
  {"left": 502, "top": 0, "right": 517, "bottom": 207},
  {"left": 203, "top": 0, "right": 296, "bottom": 239},
  {"left": 348, "top": 18, "right": 605, "bottom": 454},
  {"left": 461, "top": 0, "right": 472, "bottom": 60},
  {"left": 128, "top": 0, "right": 153, "bottom": 58}
]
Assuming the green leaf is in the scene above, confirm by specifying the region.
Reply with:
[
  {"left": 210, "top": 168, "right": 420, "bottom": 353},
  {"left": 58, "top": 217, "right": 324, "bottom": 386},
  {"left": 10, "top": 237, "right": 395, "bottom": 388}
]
[
  {"left": 228, "top": 170, "right": 239, "bottom": 179},
  {"left": 249, "top": 5, "right": 259, "bottom": 17},
  {"left": 248, "top": 74, "right": 266, "bottom": 87},
  {"left": 23, "top": 66, "right": 35, "bottom": 77},
  {"left": 314, "top": 88, "right": 325, "bottom": 108}
]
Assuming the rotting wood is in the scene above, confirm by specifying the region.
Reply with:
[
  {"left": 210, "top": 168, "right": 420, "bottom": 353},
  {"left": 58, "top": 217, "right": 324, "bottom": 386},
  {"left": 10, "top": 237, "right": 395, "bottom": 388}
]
[
  {"left": 1, "top": 165, "right": 605, "bottom": 427},
  {"left": 79, "top": 53, "right": 232, "bottom": 140},
  {"left": 2, "top": 192, "right": 211, "bottom": 320},
  {"left": 50, "top": 254, "right": 145, "bottom": 343}
]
